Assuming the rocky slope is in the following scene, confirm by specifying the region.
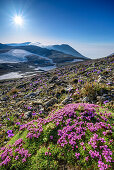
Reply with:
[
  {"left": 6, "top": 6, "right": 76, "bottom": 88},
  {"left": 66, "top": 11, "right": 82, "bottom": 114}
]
[{"left": 0, "top": 55, "right": 113, "bottom": 169}]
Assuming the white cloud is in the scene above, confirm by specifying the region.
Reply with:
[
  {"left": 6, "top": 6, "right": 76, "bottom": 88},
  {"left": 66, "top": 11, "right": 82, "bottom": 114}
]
[{"left": 72, "top": 42, "right": 114, "bottom": 59}]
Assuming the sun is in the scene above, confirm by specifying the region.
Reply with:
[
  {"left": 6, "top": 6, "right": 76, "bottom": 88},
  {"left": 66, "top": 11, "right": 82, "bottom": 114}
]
[{"left": 14, "top": 15, "right": 23, "bottom": 25}]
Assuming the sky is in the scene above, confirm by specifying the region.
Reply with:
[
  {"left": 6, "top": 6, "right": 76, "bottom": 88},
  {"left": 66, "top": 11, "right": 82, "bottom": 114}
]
[{"left": 0, "top": 0, "right": 114, "bottom": 58}]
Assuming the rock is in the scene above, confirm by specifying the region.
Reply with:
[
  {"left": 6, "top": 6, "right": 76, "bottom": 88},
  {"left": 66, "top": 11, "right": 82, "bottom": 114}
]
[
  {"left": 65, "top": 85, "right": 74, "bottom": 93},
  {"left": 97, "top": 75, "right": 107, "bottom": 83},
  {"left": 61, "top": 96, "right": 72, "bottom": 105},
  {"left": 111, "top": 90, "right": 114, "bottom": 97},
  {"left": 24, "top": 111, "right": 32, "bottom": 119},
  {"left": 44, "top": 98, "right": 57, "bottom": 108},
  {"left": 24, "top": 92, "right": 37, "bottom": 99},
  {"left": 32, "top": 99, "right": 42, "bottom": 105},
  {"left": 2, "top": 115, "right": 7, "bottom": 119},
  {"left": 1, "top": 96, "right": 9, "bottom": 101},
  {"left": 102, "top": 94, "right": 111, "bottom": 100},
  {"left": 49, "top": 76, "right": 58, "bottom": 83},
  {"left": 56, "top": 92, "right": 61, "bottom": 98},
  {"left": 17, "top": 83, "right": 27, "bottom": 89},
  {"left": 48, "top": 84, "right": 56, "bottom": 90},
  {"left": 16, "top": 101, "right": 24, "bottom": 106},
  {"left": 55, "top": 80, "right": 66, "bottom": 86},
  {"left": 0, "top": 134, "right": 3, "bottom": 138},
  {"left": 14, "top": 113, "right": 19, "bottom": 118},
  {"left": 35, "top": 90, "right": 41, "bottom": 95},
  {"left": 61, "top": 89, "right": 66, "bottom": 94},
  {"left": 73, "top": 78, "right": 78, "bottom": 84},
  {"left": 39, "top": 105, "right": 44, "bottom": 113},
  {"left": 82, "top": 97, "right": 89, "bottom": 103},
  {"left": 4, "top": 141, "right": 7, "bottom": 145},
  {"left": 97, "top": 95, "right": 111, "bottom": 103},
  {"left": 99, "top": 89, "right": 108, "bottom": 95}
]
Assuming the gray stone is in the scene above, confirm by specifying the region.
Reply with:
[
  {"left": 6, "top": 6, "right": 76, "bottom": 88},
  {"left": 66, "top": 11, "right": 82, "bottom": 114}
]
[
  {"left": 82, "top": 97, "right": 89, "bottom": 103},
  {"left": 2, "top": 115, "right": 7, "bottom": 119},
  {"left": 49, "top": 76, "right": 58, "bottom": 83},
  {"left": 24, "top": 92, "right": 37, "bottom": 99},
  {"left": 73, "top": 78, "right": 78, "bottom": 84},
  {"left": 65, "top": 85, "right": 74, "bottom": 93},
  {"left": 1, "top": 96, "right": 9, "bottom": 101},
  {"left": 97, "top": 95, "right": 111, "bottom": 103},
  {"left": 56, "top": 92, "right": 61, "bottom": 98},
  {"left": 61, "top": 96, "right": 72, "bottom": 105},
  {"left": 24, "top": 111, "right": 32, "bottom": 119},
  {"left": 32, "top": 99, "right": 42, "bottom": 105},
  {"left": 97, "top": 75, "right": 107, "bottom": 83},
  {"left": 44, "top": 98, "right": 57, "bottom": 108}
]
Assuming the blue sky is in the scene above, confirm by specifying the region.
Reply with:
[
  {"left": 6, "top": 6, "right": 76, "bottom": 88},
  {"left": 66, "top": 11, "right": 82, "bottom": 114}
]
[{"left": 0, "top": 0, "right": 114, "bottom": 58}]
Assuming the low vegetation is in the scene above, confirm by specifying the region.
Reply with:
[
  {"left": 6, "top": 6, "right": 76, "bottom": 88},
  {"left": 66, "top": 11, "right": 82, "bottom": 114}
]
[{"left": 0, "top": 55, "right": 113, "bottom": 169}]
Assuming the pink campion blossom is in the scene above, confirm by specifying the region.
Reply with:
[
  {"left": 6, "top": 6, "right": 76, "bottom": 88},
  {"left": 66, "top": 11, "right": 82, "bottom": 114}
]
[
  {"left": 16, "top": 122, "right": 20, "bottom": 125},
  {"left": 50, "top": 136, "right": 53, "bottom": 140},
  {"left": 49, "top": 152, "right": 51, "bottom": 156},
  {"left": 15, "top": 155, "right": 19, "bottom": 160},
  {"left": 45, "top": 152, "right": 48, "bottom": 156},
  {"left": 85, "top": 156, "right": 89, "bottom": 161},
  {"left": 22, "top": 158, "right": 26, "bottom": 163},
  {"left": 75, "top": 153, "right": 80, "bottom": 159}
]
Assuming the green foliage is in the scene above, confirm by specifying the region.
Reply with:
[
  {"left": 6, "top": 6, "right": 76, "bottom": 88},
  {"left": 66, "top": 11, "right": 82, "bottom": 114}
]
[{"left": 0, "top": 105, "right": 113, "bottom": 170}]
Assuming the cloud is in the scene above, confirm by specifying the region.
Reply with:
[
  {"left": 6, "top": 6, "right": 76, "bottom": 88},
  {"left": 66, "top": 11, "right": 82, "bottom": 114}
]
[{"left": 72, "top": 42, "right": 114, "bottom": 59}]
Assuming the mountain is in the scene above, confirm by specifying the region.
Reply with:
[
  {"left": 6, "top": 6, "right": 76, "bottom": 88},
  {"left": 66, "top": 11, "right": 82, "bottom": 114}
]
[
  {"left": 7, "top": 42, "right": 31, "bottom": 46},
  {"left": 0, "top": 43, "right": 9, "bottom": 49},
  {"left": 7, "top": 42, "right": 89, "bottom": 59},
  {"left": 0, "top": 42, "right": 90, "bottom": 76},
  {"left": 107, "top": 53, "right": 114, "bottom": 57},
  {"left": 44, "top": 44, "right": 88, "bottom": 59}
]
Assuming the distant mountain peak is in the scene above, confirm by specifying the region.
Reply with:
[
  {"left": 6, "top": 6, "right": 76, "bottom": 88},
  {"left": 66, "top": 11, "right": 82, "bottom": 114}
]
[
  {"left": 7, "top": 42, "right": 31, "bottom": 46},
  {"left": 44, "top": 44, "right": 88, "bottom": 59}
]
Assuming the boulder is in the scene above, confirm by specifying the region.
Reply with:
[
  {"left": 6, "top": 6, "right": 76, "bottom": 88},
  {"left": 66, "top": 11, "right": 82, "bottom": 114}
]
[
  {"left": 82, "top": 97, "right": 89, "bottom": 103},
  {"left": 44, "top": 98, "right": 57, "bottom": 108},
  {"left": 24, "top": 92, "right": 37, "bottom": 99},
  {"left": 97, "top": 75, "right": 107, "bottom": 83},
  {"left": 24, "top": 111, "right": 32, "bottom": 119},
  {"left": 56, "top": 92, "right": 61, "bottom": 98},
  {"left": 61, "top": 96, "right": 72, "bottom": 105},
  {"left": 65, "top": 85, "right": 74, "bottom": 93},
  {"left": 32, "top": 99, "right": 43, "bottom": 105},
  {"left": 73, "top": 78, "right": 78, "bottom": 84},
  {"left": 49, "top": 76, "right": 58, "bottom": 83}
]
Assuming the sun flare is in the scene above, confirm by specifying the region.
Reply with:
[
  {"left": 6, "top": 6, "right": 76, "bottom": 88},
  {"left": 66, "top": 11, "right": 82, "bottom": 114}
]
[{"left": 14, "top": 15, "right": 23, "bottom": 25}]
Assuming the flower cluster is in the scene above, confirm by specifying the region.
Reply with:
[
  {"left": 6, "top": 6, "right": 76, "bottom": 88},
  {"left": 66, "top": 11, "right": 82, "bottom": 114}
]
[
  {"left": 1, "top": 103, "right": 113, "bottom": 169},
  {"left": 0, "top": 139, "right": 31, "bottom": 167},
  {"left": 19, "top": 118, "right": 43, "bottom": 139},
  {"left": 7, "top": 130, "right": 14, "bottom": 138}
]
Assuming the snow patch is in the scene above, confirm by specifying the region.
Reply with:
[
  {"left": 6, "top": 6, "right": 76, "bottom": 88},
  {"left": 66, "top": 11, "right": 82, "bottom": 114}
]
[
  {"left": 0, "top": 72, "right": 23, "bottom": 80},
  {"left": 34, "top": 65, "right": 56, "bottom": 71},
  {"left": 0, "top": 49, "right": 31, "bottom": 63}
]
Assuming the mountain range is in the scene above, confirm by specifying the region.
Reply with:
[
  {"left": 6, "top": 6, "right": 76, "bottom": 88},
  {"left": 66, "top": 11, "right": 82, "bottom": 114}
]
[{"left": 0, "top": 42, "right": 90, "bottom": 76}]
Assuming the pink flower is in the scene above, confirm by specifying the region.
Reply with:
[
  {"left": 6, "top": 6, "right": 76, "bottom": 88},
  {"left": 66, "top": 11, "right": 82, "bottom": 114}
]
[
  {"left": 22, "top": 158, "right": 26, "bottom": 163},
  {"left": 49, "top": 152, "right": 51, "bottom": 156},
  {"left": 15, "top": 155, "right": 19, "bottom": 160},
  {"left": 75, "top": 152, "right": 80, "bottom": 159},
  {"left": 50, "top": 136, "right": 53, "bottom": 140},
  {"left": 45, "top": 152, "right": 48, "bottom": 156},
  {"left": 85, "top": 156, "right": 89, "bottom": 161}
]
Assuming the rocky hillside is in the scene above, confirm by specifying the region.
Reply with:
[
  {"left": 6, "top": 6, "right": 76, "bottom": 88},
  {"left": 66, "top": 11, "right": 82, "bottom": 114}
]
[{"left": 0, "top": 55, "right": 113, "bottom": 170}]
